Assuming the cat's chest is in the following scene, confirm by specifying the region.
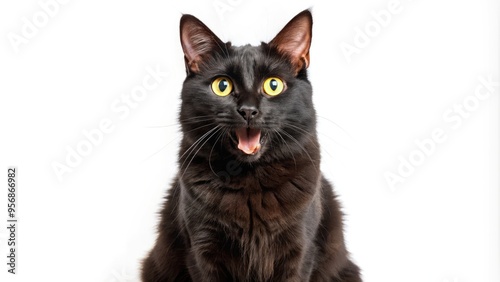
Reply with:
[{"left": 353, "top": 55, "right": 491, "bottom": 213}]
[{"left": 182, "top": 162, "right": 319, "bottom": 233}]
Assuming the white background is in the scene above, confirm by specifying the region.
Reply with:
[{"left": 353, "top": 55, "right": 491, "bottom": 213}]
[{"left": 0, "top": 0, "right": 498, "bottom": 281}]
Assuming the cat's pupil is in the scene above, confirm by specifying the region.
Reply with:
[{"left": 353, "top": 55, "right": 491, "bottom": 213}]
[
  {"left": 218, "top": 80, "right": 228, "bottom": 92},
  {"left": 270, "top": 79, "right": 278, "bottom": 91}
]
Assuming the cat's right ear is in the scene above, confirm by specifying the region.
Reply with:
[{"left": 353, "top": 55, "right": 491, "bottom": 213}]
[
  {"left": 269, "top": 10, "right": 313, "bottom": 74},
  {"left": 180, "top": 15, "right": 225, "bottom": 74}
]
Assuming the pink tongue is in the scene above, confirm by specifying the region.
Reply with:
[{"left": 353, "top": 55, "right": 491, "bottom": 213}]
[{"left": 235, "top": 128, "right": 262, "bottom": 155}]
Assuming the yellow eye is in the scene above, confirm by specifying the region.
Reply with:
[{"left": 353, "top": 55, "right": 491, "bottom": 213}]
[
  {"left": 211, "top": 77, "right": 233, "bottom": 97},
  {"left": 262, "top": 77, "right": 285, "bottom": 96}
]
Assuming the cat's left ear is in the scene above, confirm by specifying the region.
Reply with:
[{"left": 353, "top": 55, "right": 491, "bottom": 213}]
[
  {"left": 180, "top": 14, "right": 225, "bottom": 74},
  {"left": 269, "top": 10, "right": 313, "bottom": 74}
]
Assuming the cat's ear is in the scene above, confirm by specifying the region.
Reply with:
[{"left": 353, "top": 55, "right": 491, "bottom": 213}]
[
  {"left": 180, "top": 14, "right": 225, "bottom": 74},
  {"left": 269, "top": 10, "right": 313, "bottom": 74}
]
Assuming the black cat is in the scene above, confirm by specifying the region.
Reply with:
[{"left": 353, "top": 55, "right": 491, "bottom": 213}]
[{"left": 142, "top": 10, "right": 361, "bottom": 282}]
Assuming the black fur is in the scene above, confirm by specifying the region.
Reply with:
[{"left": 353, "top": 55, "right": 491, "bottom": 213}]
[{"left": 142, "top": 10, "right": 361, "bottom": 282}]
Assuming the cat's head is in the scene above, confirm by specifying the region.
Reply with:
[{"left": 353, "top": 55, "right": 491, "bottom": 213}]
[{"left": 179, "top": 10, "right": 316, "bottom": 163}]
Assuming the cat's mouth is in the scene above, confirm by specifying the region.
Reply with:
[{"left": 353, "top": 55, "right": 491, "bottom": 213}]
[{"left": 234, "top": 127, "right": 262, "bottom": 155}]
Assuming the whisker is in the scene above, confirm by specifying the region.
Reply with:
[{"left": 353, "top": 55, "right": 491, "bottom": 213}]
[
  {"left": 273, "top": 129, "right": 296, "bottom": 168},
  {"left": 142, "top": 137, "right": 179, "bottom": 162},
  {"left": 180, "top": 126, "right": 223, "bottom": 179},
  {"left": 317, "top": 115, "right": 351, "bottom": 138},
  {"left": 316, "top": 131, "right": 350, "bottom": 151},
  {"left": 144, "top": 116, "right": 215, "bottom": 128},
  {"left": 179, "top": 115, "right": 216, "bottom": 122},
  {"left": 281, "top": 123, "right": 319, "bottom": 148},
  {"left": 279, "top": 129, "right": 318, "bottom": 170},
  {"left": 281, "top": 122, "right": 336, "bottom": 160},
  {"left": 283, "top": 121, "right": 350, "bottom": 154},
  {"left": 144, "top": 124, "right": 178, "bottom": 128},
  {"left": 208, "top": 128, "right": 227, "bottom": 176},
  {"left": 156, "top": 126, "right": 222, "bottom": 256},
  {"left": 142, "top": 122, "right": 217, "bottom": 162},
  {"left": 179, "top": 125, "right": 220, "bottom": 168}
]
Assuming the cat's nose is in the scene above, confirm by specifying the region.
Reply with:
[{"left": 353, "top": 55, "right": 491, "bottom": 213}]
[{"left": 238, "top": 106, "right": 259, "bottom": 124}]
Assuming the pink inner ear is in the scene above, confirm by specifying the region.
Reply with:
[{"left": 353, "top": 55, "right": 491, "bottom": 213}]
[
  {"left": 181, "top": 22, "right": 210, "bottom": 64},
  {"left": 281, "top": 27, "right": 311, "bottom": 67},
  {"left": 180, "top": 16, "right": 223, "bottom": 73},
  {"left": 181, "top": 31, "right": 199, "bottom": 63},
  {"left": 270, "top": 11, "right": 312, "bottom": 72}
]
